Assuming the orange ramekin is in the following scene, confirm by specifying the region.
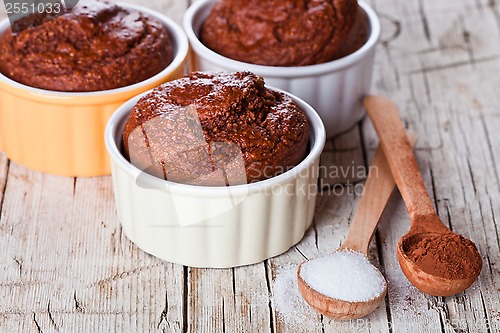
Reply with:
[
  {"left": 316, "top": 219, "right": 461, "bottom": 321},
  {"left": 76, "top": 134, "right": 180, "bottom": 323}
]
[{"left": 0, "top": 3, "right": 189, "bottom": 177}]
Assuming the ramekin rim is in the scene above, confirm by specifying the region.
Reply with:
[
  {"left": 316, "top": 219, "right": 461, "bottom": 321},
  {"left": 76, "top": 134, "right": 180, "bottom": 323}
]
[
  {"left": 0, "top": 2, "right": 189, "bottom": 97},
  {"left": 183, "top": 0, "right": 381, "bottom": 77},
  {"left": 104, "top": 86, "right": 326, "bottom": 196}
]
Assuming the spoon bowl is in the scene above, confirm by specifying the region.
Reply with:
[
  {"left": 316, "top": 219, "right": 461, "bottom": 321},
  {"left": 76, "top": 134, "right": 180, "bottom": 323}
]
[
  {"left": 397, "top": 230, "right": 482, "bottom": 296},
  {"left": 297, "top": 258, "right": 387, "bottom": 320}
]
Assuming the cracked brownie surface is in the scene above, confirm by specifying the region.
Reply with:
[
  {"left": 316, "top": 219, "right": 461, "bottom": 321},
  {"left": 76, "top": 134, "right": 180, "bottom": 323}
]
[
  {"left": 201, "top": 0, "right": 368, "bottom": 67},
  {"left": 0, "top": 0, "right": 173, "bottom": 92},
  {"left": 123, "top": 72, "right": 309, "bottom": 184}
]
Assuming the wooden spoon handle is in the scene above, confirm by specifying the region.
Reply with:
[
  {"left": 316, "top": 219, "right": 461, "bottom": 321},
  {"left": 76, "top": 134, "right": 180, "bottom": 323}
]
[
  {"left": 363, "top": 96, "right": 436, "bottom": 221},
  {"left": 341, "top": 134, "right": 416, "bottom": 254}
]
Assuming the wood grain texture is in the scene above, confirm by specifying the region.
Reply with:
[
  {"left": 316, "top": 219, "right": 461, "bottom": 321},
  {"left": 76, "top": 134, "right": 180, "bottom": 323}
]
[
  {"left": 364, "top": 96, "right": 438, "bottom": 221},
  {"left": 366, "top": 0, "right": 500, "bottom": 331},
  {"left": 340, "top": 140, "right": 407, "bottom": 254},
  {"left": 0, "top": 0, "right": 499, "bottom": 332},
  {"left": 0, "top": 153, "right": 8, "bottom": 210}
]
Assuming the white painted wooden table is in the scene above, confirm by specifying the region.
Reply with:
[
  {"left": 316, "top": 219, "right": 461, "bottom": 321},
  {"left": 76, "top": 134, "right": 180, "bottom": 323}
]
[{"left": 0, "top": 1, "right": 499, "bottom": 332}]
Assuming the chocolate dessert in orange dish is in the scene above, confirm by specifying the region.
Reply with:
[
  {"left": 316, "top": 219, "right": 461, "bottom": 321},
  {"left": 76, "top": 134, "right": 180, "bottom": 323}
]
[
  {"left": 201, "top": 0, "right": 368, "bottom": 66},
  {"left": 123, "top": 72, "right": 310, "bottom": 185},
  {"left": 0, "top": 0, "right": 173, "bottom": 92}
]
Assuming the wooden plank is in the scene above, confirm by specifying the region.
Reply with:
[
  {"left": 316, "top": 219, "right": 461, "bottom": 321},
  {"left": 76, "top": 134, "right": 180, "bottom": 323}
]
[
  {"left": 188, "top": 265, "right": 272, "bottom": 333},
  {"left": 0, "top": 163, "right": 74, "bottom": 332},
  {"left": 368, "top": 1, "right": 500, "bottom": 332},
  {"left": 433, "top": 104, "right": 500, "bottom": 333},
  {"left": 183, "top": 1, "right": 274, "bottom": 329},
  {"left": 0, "top": 2, "right": 189, "bottom": 332},
  {"left": 0, "top": 167, "right": 186, "bottom": 332},
  {"left": 269, "top": 128, "right": 391, "bottom": 332},
  {"left": 407, "top": 3, "right": 500, "bottom": 330}
]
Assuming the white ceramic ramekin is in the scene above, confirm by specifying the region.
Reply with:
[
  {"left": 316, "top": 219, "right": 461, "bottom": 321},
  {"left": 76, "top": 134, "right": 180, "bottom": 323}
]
[
  {"left": 105, "top": 89, "right": 326, "bottom": 268},
  {"left": 183, "top": 0, "right": 380, "bottom": 137},
  {"left": 0, "top": 3, "right": 189, "bottom": 177}
]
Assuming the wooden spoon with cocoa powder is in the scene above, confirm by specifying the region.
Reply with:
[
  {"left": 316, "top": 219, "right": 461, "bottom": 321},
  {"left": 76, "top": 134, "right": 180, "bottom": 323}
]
[{"left": 364, "top": 96, "right": 482, "bottom": 296}]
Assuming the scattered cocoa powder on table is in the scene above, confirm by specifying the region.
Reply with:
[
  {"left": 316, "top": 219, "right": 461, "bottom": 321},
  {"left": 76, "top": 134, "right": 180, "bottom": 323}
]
[{"left": 403, "top": 233, "right": 482, "bottom": 280}]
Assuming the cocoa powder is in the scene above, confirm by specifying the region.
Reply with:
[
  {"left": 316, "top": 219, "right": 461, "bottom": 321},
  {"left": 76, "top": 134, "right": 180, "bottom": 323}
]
[{"left": 404, "top": 233, "right": 482, "bottom": 279}]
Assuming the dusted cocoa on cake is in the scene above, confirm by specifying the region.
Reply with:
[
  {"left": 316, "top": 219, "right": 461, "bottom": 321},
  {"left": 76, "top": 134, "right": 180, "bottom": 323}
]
[
  {"left": 123, "top": 71, "right": 309, "bottom": 185},
  {"left": 0, "top": 0, "right": 173, "bottom": 92},
  {"left": 201, "top": 0, "right": 368, "bottom": 67}
]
